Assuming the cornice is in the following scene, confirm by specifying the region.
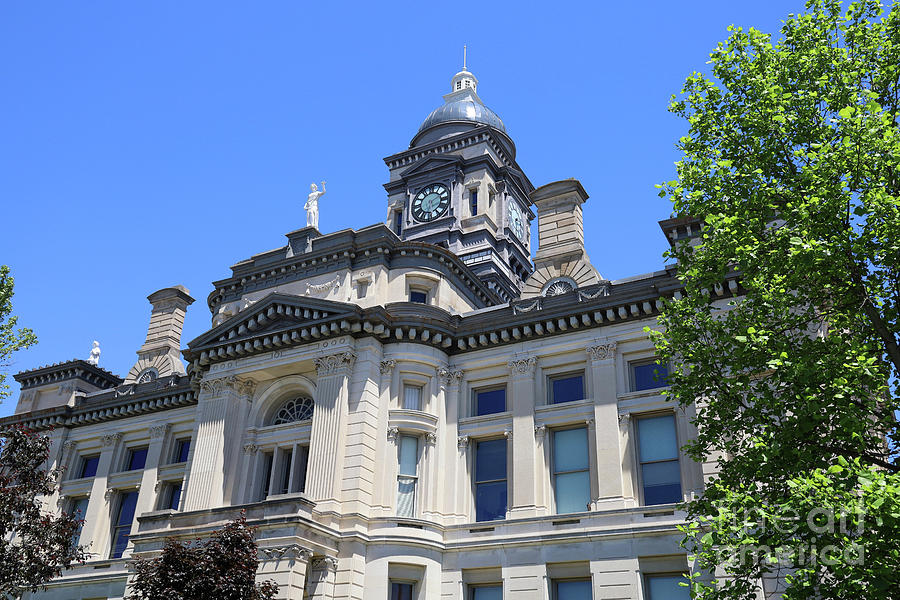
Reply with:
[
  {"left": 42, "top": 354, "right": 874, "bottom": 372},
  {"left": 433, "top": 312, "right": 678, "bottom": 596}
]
[{"left": 14, "top": 359, "right": 122, "bottom": 391}]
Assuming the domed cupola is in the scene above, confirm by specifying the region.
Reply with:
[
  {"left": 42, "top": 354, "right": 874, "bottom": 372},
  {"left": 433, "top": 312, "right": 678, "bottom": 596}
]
[{"left": 411, "top": 53, "right": 508, "bottom": 148}]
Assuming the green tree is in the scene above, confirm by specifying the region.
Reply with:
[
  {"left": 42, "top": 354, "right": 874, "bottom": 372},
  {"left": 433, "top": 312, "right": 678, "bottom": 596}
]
[
  {"left": 653, "top": 0, "right": 900, "bottom": 597},
  {"left": 0, "top": 265, "right": 36, "bottom": 402},
  {"left": 126, "top": 514, "right": 278, "bottom": 600}
]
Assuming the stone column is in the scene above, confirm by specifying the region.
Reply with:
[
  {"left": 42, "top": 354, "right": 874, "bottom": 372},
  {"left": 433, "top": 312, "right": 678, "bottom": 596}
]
[
  {"left": 372, "top": 360, "right": 395, "bottom": 514},
  {"left": 306, "top": 351, "right": 356, "bottom": 511},
  {"left": 81, "top": 431, "right": 122, "bottom": 557},
  {"left": 258, "top": 545, "right": 312, "bottom": 600},
  {"left": 181, "top": 376, "right": 255, "bottom": 511},
  {"left": 134, "top": 423, "right": 170, "bottom": 518},
  {"left": 420, "top": 431, "right": 438, "bottom": 519},
  {"left": 533, "top": 425, "right": 549, "bottom": 514},
  {"left": 586, "top": 342, "right": 625, "bottom": 511},
  {"left": 435, "top": 367, "right": 461, "bottom": 520},
  {"left": 619, "top": 414, "right": 636, "bottom": 503},
  {"left": 507, "top": 356, "right": 538, "bottom": 518},
  {"left": 307, "top": 556, "right": 338, "bottom": 600}
]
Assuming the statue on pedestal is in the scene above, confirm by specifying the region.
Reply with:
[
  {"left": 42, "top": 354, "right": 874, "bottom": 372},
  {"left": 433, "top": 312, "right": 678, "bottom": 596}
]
[
  {"left": 87, "top": 341, "right": 101, "bottom": 365},
  {"left": 304, "top": 181, "right": 326, "bottom": 230}
]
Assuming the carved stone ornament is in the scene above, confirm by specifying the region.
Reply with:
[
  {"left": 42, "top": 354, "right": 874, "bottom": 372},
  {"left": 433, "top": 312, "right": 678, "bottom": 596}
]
[
  {"left": 618, "top": 413, "right": 631, "bottom": 426},
  {"left": 102, "top": 432, "right": 123, "bottom": 447},
  {"left": 149, "top": 423, "right": 171, "bottom": 439},
  {"left": 586, "top": 342, "right": 617, "bottom": 362},
  {"left": 105, "top": 488, "right": 117, "bottom": 502},
  {"left": 57, "top": 494, "right": 69, "bottom": 509},
  {"left": 425, "top": 432, "right": 437, "bottom": 445},
  {"left": 200, "top": 375, "right": 256, "bottom": 400},
  {"left": 62, "top": 440, "right": 79, "bottom": 453},
  {"left": 507, "top": 357, "right": 537, "bottom": 375},
  {"left": 311, "top": 556, "right": 338, "bottom": 573},
  {"left": 314, "top": 351, "right": 357, "bottom": 375},
  {"left": 503, "top": 429, "right": 513, "bottom": 440},
  {"left": 534, "top": 425, "right": 547, "bottom": 440},
  {"left": 457, "top": 435, "right": 470, "bottom": 450},
  {"left": 261, "top": 544, "right": 313, "bottom": 561},
  {"left": 387, "top": 427, "right": 400, "bottom": 443},
  {"left": 242, "top": 443, "right": 260, "bottom": 455},
  {"left": 379, "top": 359, "right": 396, "bottom": 375},
  {"left": 437, "top": 367, "right": 463, "bottom": 387}
]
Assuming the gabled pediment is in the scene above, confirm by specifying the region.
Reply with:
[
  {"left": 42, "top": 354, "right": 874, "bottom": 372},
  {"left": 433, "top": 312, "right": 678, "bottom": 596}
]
[
  {"left": 187, "top": 293, "right": 360, "bottom": 351},
  {"left": 399, "top": 154, "right": 463, "bottom": 180}
]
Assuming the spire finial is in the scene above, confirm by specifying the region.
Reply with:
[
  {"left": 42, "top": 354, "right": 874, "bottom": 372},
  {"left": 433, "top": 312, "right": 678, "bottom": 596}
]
[{"left": 463, "top": 44, "right": 467, "bottom": 70}]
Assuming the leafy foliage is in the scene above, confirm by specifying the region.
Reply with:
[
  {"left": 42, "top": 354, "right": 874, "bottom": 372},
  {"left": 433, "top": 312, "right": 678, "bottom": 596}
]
[
  {"left": 653, "top": 0, "right": 900, "bottom": 597},
  {"left": 126, "top": 514, "right": 278, "bottom": 600},
  {"left": 0, "top": 426, "right": 89, "bottom": 597},
  {"left": 0, "top": 265, "right": 36, "bottom": 402}
]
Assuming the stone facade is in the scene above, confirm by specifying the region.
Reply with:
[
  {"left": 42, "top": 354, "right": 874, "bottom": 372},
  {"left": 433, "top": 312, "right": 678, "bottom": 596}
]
[{"left": 2, "top": 66, "right": 741, "bottom": 600}]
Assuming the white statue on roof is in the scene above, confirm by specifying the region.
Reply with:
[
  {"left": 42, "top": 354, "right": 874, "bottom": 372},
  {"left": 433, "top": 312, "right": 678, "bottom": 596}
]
[
  {"left": 304, "top": 181, "right": 326, "bottom": 230},
  {"left": 87, "top": 341, "right": 101, "bottom": 365}
]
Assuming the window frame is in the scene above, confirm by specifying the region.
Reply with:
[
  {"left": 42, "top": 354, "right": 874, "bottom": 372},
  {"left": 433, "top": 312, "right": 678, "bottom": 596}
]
[
  {"left": 643, "top": 572, "right": 690, "bottom": 600},
  {"left": 469, "top": 189, "right": 479, "bottom": 216},
  {"left": 171, "top": 438, "right": 191, "bottom": 464},
  {"left": 402, "top": 383, "right": 424, "bottom": 411},
  {"left": 552, "top": 578, "right": 593, "bottom": 600},
  {"left": 396, "top": 434, "right": 420, "bottom": 518},
  {"left": 390, "top": 580, "right": 416, "bottom": 600},
  {"left": 123, "top": 446, "right": 149, "bottom": 472},
  {"left": 551, "top": 425, "right": 592, "bottom": 514},
  {"left": 109, "top": 489, "right": 139, "bottom": 559},
  {"left": 473, "top": 437, "right": 508, "bottom": 522},
  {"left": 79, "top": 454, "right": 100, "bottom": 479},
  {"left": 158, "top": 480, "right": 183, "bottom": 511},
  {"left": 629, "top": 358, "right": 670, "bottom": 392},
  {"left": 634, "top": 413, "right": 683, "bottom": 506},
  {"left": 472, "top": 385, "right": 507, "bottom": 416},
  {"left": 468, "top": 584, "right": 503, "bottom": 600},
  {"left": 409, "top": 288, "right": 428, "bottom": 304},
  {"left": 548, "top": 371, "right": 586, "bottom": 404}
]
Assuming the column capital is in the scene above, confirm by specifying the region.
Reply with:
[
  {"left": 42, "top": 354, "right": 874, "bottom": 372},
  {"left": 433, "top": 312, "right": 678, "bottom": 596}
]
[
  {"left": 618, "top": 412, "right": 631, "bottom": 426},
  {"left": 62, "top": 440, "right": 79, "bottom": 452},
  {"left": 242, "top": 443, "right": 260, "bottom": 455},
  {"left": 314, "top": 351, "right": 357, "bottom": 375},
  {"left": 534, "top": 424, "right": 547, "bottom": 440},
  {"left": 437, "top": 367, "right": 463, "bottom": 388},
  {"left": 102, "top": 432, "right": 123, "bottom": 447},
  {"left": 379, "top": 359, "right": 396, "bottom": 375},
  {"left": 199, "top": 375, "right": 256, "bottom": 400},
  {"left": 457, "top": 435, "right": 470, "bottom": 450},
  {"left": 149, "top": 423, "right": 171, "bottom": 439},
  {"left": 387, "top": 427, "right": 400, "bottom": 443},
  {"left": 311, "top": 555, "right": 338, "bottom": 573},
  {"left": 586, "top": 341, "right": 617, "bottom": 362},
  {"left": 425, "top": 432, "right": 437, "bottom": 446},
  {"left": 507, "top": 356, "right": 537, "bottom": 376}
]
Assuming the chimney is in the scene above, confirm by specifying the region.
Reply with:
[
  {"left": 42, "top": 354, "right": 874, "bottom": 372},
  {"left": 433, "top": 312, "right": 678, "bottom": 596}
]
[
  {"left": 125, "top": 286, "right": 195, "bottom": 383},
  {"left": 521, "top": 179, "right": 602, "bottom": 298}
]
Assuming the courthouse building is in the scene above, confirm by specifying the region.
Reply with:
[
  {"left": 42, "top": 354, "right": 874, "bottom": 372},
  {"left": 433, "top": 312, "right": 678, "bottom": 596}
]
[{"left": 4, "top": 64, "right": 731, "bottom": 600}]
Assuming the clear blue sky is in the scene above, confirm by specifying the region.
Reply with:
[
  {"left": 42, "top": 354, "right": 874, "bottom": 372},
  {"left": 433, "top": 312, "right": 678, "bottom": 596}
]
[{"left": 0, "top": 1, "right": 803, "bottom": 417}]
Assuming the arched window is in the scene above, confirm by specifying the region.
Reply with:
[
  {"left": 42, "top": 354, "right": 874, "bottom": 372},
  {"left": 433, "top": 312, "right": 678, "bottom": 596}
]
[
  {"left": 137, "top": 368, "right": 159, "bottom": 384},
  {"left": 271, "top": 397, "right": 314, "bottom": 425}
]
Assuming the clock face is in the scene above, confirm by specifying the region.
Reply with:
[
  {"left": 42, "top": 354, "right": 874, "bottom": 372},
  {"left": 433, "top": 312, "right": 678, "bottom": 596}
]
[
  {"left": 412, "top": 184, "right": 450, "bottom": 222},
  {"left": 509, "top": 201, "right": 526, "bottom": 240}
]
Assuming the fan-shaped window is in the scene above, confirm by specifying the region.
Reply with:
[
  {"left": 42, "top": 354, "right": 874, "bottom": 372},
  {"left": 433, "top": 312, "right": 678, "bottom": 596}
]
[
  {"left": 137, "top": 368, "right": 159, "bottom": 384},
  {"left": 542, "top": 277, "right": 577, "bottom": 297},
  {"left": 271, "top": 397, "right": 314, "bottom": 425}
]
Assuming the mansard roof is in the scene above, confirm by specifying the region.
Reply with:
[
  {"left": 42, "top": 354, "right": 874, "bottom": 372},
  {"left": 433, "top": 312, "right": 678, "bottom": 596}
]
[
  {"left": 207, "top": 224, "right": 504, "bottom": 314},
  {"left": 14, "top": 359, "right": 122, "bottom": 390}
]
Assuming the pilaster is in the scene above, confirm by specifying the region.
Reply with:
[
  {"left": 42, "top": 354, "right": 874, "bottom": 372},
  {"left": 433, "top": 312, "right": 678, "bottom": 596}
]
[
  {"left": 258, "top": 545, "right": 312, "bottom": 600},
  {"left": 306, "top": 351, "right": 356, "bottom": 512},
  {"left": 586, "top": 341, "right": 626, "bottom": 510},
  {"left": 373, "top": 359, "right": 395, "bottom": 514},
  {"left": 181, "top": 375, "right": 255, "bottom": 511},
  {"left": 438, "top": 367, "right": 464, "bottom": 521},
  {"left": 507, "top": 356, "right": 538, "bottom": 517},
  {"left": 307, "top": 556, "right": 339, "bottom": 600},
  {"left": 81, "top": 431, "right": 122, "bottom": 558},
  {"left": 134, "top": 423, "right": 170, "bottom": 518}
]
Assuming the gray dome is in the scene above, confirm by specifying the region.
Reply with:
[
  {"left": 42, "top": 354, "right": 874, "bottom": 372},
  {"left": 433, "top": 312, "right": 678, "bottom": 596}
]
[{"left": 417, "top": 90, "right": 506, "bottom": 135}]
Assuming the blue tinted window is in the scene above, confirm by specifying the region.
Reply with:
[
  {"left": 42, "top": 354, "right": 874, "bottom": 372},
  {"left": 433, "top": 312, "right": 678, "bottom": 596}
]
[
  {"left": 394, "top": 211, "right": 403, "bottom": 235},
  {"left": 472, "top": 585, "right": 501, "bottom": 600},
  {"left": 80, "top": 455, "right": 99, "bottom": 478},
  {"left": 475, "top": 439, "right": 507, "bottom": 522},
  {"left": 476, "top": 387, "right": 506, "bottom": 416},
  {"left": 173, "top": 439, "right": 191, "bottom": 463},
  {"left": 556, "top": 579, "right": 592, "bottom": 599},
  {"left": 110, "top": 491, "right": 138, "bottom": 558},
  {"left": 165, "top": 481, "right": 183, "bottom": 511},
  {"left": 637, "top": 415, "right": 682, "bottom": 505},
  {"left": 551, "top": 374, "right": 583, "bottom": 404},
  {"left": 410, "top": 290, "right": 427, "bottom": 304},
  {"left": 126, "top": 447, "right": 148, "bottom": 471},
  {"left": 391, "top": 582, "right": 414, "bottom": 600},
  {"left": 70, "top": 497, "right": 90, "bottom": 547},
  {"left": 632, "top": 361, "right": 669, "bottom": 391},
  {"left": 553, "top": 428, "right": 591, "bottom": 514},
  {"left": 646, "top": 575, "right": 690, "bottom": 600}
]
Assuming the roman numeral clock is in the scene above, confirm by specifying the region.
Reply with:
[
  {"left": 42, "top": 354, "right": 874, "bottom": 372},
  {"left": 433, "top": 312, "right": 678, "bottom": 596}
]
[{"left": 411, "top": 184, "right": 450, "bottom": 222}]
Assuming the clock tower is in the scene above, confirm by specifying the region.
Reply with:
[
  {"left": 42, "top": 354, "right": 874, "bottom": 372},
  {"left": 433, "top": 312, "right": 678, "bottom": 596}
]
[{"left": 383, "top": 62, "right": 535, "bottom": 301}]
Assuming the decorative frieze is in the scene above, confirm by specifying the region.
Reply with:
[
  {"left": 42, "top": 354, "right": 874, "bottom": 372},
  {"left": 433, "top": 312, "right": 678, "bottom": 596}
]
[
  {"left": 507, "top": 356, "right": 537, "bottom": 375},
  {"left": 260, "top": 544, "right": 313, "bottom": 561},
  {"left": 586, "top": 341, "right": 617, "bottom": 361},
  {"left": 314, "top": 351, "right": 357, "bottom": 375},
  {"left": 437, "top": 367, "right": 463, "bottom": 387}
]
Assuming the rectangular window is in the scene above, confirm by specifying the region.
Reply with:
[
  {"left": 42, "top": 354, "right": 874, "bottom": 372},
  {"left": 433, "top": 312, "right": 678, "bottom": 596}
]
[
  {"left": 409, "top": 290, "right": 428, "bottom": 304},
  {"left": 470, "top": 190, "right": 479, "bottom": 215},
  {"left": 550, "top": 373, "right": 584, "bottom": 404},
  {"left": 260, "top": 452, "right": 274, "bottom": 500},
  {"left": 277, "top": 448, "right": 293, "bottom": 495},
  {"left": 292, "top": 445, "right": 309, "bottom": 494},
  {"left": 172, "top": 439, "right": 191, "bottom": 464},
  {"left": 80, "top": 455, "right": 100, "bottom": 479},
  {"left": 636, "top": 414, "right": 682, "bottom": 505},
  {"left": 397, "top": 435, "right": 418, "bottom": 518},
  {"left": 70, "top": 497, "right": 90, "bottom": 546},
  {"left": 553, "top": 427, "right": 591, "bottom": 514},
  {"left": 554, "top": 579, "right": 593, "bottom": 599},
  {"left": 631, "top": 359, "right": 669, "bottom": 391},
  {"left": 159, "top": 481, "right": 183, "bottom": 511},
  {"left": 475, "top": 438, "right": 507, "bottom": 522},
  {"left": 470, "top": 585, "right": 502, "bottom": 600},
  {"left": 394, "top": 210, "right": 403, "bottom": 235},
  {"left": 645, "top": 574, "right": 690, "bottom": 600},
  {"left": 110, "top": 490, "right": 138, "bottom": 559},
  {"left": 124, "top": 447, "right": 148, "bottom": 471},
  {"left": 403, "top": 385, "right": 423, "bottom": 410},
  {"left": 474, "top": 386, "right": 506, "bottom": 416},
  {"left": 391, "top": 582, "right": 414, "bottom": 600}
]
